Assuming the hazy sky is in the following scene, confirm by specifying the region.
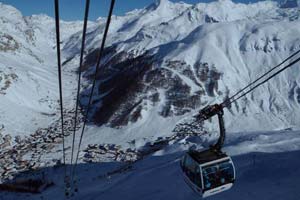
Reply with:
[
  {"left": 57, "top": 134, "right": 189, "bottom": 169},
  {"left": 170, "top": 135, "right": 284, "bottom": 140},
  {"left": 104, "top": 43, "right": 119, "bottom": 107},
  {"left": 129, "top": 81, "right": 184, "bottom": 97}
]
[{"left": 0, "top": 0, "right": 261, "bottom": 21}]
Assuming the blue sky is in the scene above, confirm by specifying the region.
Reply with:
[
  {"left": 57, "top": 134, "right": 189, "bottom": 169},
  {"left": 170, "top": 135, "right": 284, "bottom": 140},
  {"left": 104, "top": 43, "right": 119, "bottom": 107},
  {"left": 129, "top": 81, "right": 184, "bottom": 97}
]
[{"left": 1, "top": 0, "right": 260, "bottom": 21}]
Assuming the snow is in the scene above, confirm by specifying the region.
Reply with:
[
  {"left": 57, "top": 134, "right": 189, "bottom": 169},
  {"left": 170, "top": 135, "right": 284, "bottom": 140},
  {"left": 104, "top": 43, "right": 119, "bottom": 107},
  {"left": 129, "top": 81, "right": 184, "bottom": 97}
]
[
  {"left": 0, "top": 3, "right": 88, "bottom": 137},
  {"left": 67, "top": 0, "right": 300, "bottom": 133},
  {"left": 1, "top": 129, "right": 300, "bottom": 200},
  {"left": 0, "top": 1, "right": 300, "bottom": 199},
  {"left": 1, "top": 0, "right": 295, "bottom": 139}
]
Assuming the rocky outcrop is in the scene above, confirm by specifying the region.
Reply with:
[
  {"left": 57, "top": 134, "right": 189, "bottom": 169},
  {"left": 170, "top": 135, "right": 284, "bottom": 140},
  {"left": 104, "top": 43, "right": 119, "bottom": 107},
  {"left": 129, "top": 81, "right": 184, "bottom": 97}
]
[
  {"left": 0, "top": 33, "right": 19, "bottom": 52},
  {"left": 0, "top": 70, "right": 18, "bottom": 95}
]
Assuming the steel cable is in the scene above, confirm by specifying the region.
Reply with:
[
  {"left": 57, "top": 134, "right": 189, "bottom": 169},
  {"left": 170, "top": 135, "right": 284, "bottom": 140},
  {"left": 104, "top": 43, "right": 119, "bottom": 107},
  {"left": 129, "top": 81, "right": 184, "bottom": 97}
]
[
  {"left": 221, "top": 50, "right": 300, "bottom": 107},
  {"left": 222, "top": 49, "right": 300, "bottom": 107},
  {"left": 228, "top": 56, "right": 300, "bottom": 105},
  {"left": 70, "top": 0, "right": 90, "bottom": 168},
  {"left": 54, "top": 0, "right": 68, "bottom": 196},
  {"left": 71, "top": 0, "right": 116, "bottom": 183}
]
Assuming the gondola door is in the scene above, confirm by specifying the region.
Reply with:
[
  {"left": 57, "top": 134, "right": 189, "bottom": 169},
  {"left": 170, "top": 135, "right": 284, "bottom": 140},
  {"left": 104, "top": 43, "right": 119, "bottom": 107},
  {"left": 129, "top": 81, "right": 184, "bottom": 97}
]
[{"left": 181, "top": 154, "right": 204, "bottom": 196}]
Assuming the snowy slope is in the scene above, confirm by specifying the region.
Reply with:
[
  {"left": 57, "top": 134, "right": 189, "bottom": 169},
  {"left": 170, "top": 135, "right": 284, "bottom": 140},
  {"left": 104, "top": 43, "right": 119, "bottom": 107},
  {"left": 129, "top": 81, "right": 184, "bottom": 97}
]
[
  {"left": 0, "top": 2, "right": 93, "bottom": 137},
  {"left": 156, "top": 18, "right": 300, "bottom": 132},
  {"left": 0, "top": 0, "right": 299, "bottom": 161},
  {"left": 62, "top": 0, "right": 300, "bottom": 151},
  {"left": 2, "top": 130, "right": 300, "bottom": 200}
]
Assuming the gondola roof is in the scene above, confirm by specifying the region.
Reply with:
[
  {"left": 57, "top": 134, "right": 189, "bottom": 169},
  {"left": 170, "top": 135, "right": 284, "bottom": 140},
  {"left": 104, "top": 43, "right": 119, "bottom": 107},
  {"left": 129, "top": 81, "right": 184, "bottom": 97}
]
[{"left": 188, "top": 149, "right": 229, "bottom": 165}]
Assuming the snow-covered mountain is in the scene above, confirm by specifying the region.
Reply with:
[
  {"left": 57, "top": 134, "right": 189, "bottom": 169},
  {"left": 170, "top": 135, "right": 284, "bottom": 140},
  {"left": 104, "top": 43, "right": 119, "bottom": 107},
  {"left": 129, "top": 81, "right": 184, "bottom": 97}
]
[
  {"left": 1, "top": 0, "right": 300, "bottom": 143},
  {"left": 75, "top": 0, "right": 300, "bottom": 140},
  {"left": 0, "top": 2, "right": 93, "bottom": 137},
  {"left": 1, "top": 1, "right": 300, "bottom": 199}
]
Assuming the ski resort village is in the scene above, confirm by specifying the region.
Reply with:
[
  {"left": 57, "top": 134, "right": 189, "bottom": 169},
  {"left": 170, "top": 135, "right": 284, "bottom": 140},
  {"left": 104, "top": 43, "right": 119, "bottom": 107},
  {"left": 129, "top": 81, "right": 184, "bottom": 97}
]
[{"left": 0, "top": 0, "right": 300, "bottom": 199}]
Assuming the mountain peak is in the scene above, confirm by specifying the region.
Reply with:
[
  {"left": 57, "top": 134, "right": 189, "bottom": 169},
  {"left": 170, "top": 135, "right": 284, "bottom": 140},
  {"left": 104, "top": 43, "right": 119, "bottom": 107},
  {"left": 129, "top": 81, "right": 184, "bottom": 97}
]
[
  {"left": 148, "top": 0, "right": 172, "bottom": 10},
  {"left": 0, "top": 2, "right": 23, "bottom": 20},
  {"left": 155, "top": 0, "right": 170, "bottom": 5},
  {"left": 144, "top": 0, "right": 173, "bottom": 13}
]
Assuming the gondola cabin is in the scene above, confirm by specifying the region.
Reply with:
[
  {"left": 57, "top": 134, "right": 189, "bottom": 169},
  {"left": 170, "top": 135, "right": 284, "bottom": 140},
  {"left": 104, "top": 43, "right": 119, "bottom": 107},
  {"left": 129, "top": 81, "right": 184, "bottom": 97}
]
[{"left": 180, "top": 149, "right": 235, "bottom": 198}]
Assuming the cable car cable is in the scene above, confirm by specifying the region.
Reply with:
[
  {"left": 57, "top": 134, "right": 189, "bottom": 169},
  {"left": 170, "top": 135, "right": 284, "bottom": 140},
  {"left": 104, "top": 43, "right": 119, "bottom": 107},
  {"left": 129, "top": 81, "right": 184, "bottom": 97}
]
[
  {"left": 54, "top": 0, "right": 68, "bottom": 197},
  {"left": 71, "top": 0, "right": 116, "bottom": 186},
  {"left": 185, "top": 50, "right": 300, "bottom": 134},
  {"left": 227, "top": 56, "right": 300, "bottom": 106},
  {"left": 192, "top": 54, "right": 300, "bottom": 150},
  {"left": 225, "top": 49, "right": 300, "bottom": 106},
  {"left": 69, "top": 0, "right": 90, "bottom": 194},
  {"left": 191, "top": 53, "right": 300, "bottom": 153},
  {"left": 194, "top": 55, "right": 300, "bottom": 128},
  {"left": 193, "top": 52, "right": 300, "bottom": 122},
  {"left": 70, "top": 0, "right": 90, "bottom": 168}
]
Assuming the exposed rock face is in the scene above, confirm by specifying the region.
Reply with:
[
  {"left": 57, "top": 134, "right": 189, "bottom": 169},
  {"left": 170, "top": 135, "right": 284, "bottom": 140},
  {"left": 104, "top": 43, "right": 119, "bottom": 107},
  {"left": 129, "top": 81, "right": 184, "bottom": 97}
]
[
  {"left": 81, "top": 46, "right": 224, "bottom": 128},
  {"left": 0, "top": 33, "right": 19, "bottom": 52},
  {"left": 0, "top": 70, "right": 18, "bottom": 95},
  {"left": 82, "top": 48, "right": 155, "bottom": 127}
]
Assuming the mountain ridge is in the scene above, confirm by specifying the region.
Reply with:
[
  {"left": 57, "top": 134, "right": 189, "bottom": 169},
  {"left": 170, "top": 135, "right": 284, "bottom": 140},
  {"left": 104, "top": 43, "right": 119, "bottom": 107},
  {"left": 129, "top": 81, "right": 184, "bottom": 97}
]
[{"left": 0, "top": 0, "right": 299, "bottom": 143}]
